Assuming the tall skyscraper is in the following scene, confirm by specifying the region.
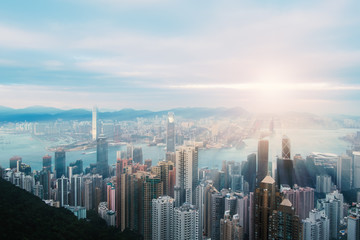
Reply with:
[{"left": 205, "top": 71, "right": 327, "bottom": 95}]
[
  {"left": 152, "top": 196, "right": 174, "bottom": 240},
  {"left": 55, "top": 148, "right": 66, "bottom": 179},
  {"left": 40, "top": 170, "right": 51, "bottom": 200},
  {"left": 70, "top": 174, "right": 82, "bottom": 207},
  {"left": 142, "top": 176, "right": 163, "bottom": 240},
  {"left": 302, "top": 209, "right": 330, "bottom": 240},
  {"left": 269, "top": 198, "right": 302, "bottom": 240},
  {"left": 96, "top": 135, "right": 109, "bottom": 178},
  {"left": 353, "top": 152, "right": 360, "bottom": 188},
  {"left": 242, "top": 153, "right": 256, "bottom": 192},
  {"left": 57, "top": 175, "right": 69, "bottom": 207},
  {"left": 257, "top": 139, "right": 269, "bottom": 186},
  {"left": 92, "top": 106, "right": 98, "bottom": 141},
  {"left": 337, "top": 155, "right": 352, "bottom": 191},
  {"left": 42, "top": 155, "right": 52, "bottom": 172},
  {"left": 276, "top": 157, "right": 294, "bottom": 188},
  {"left": 348, "top": 204, "right": 360, "bottom": 240},
  {"left": 175, "top": 146, "right": 199, "bottom": 205},
  {"left": 9, "top": 156, "right": 22, "bottom": 170},
  {"left": 211, "top": 192, "right": 225, "bottom": 240},
  {"left": 317, "top": 191, "right": 344, "bottom": 240},
  {"left": 283, "top": 187, "right": 314, "bottom": 220},
  {"left": 173, "top": 203, "right": 199, "bottom": 240},
  {"left": 220, "top": 211, "right": 243, "bottom": 240},
  {"left": 282, "top": 135, "right": 291, "bottom": 159},
  {"left": 166, "top": 112, "right": 175, "bottom": 153},
  {"left": 133, "top": 147, "right": 143, "bottom": 164},
  {"left": 255, "top": 175, "right": 278, "bottom": 240}
]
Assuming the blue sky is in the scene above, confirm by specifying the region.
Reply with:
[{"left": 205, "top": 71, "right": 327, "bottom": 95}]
[{"left": 0, "top": 0, "right": 360, "bottom": 114}]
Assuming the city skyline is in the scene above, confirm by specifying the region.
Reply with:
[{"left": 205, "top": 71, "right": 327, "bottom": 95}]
[{"left": 0, "top": 1, "right": 360, "bottom": 114}]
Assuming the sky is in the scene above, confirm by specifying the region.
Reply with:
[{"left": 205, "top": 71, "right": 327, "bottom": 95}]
[{"left": 0, "top": 0, "right": 360, "bottom": 114}]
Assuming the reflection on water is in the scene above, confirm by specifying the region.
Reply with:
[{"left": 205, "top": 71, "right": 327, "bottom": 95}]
[{"left": 0, "top": 128, "right": 357, "bottom": 171}]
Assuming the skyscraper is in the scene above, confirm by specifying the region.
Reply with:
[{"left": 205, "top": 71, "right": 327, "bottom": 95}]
[
  {"left": 302, "top": 209, "right": 330, "bottom": 240},
  {"left": 57, "top": 175, "right": 69, "bottom": 207},
  {"left": 283, "top": 187, "right": 314, "bottom": 220},
  {"left": 282, "top": 135, "right": 291, "bottom": 159},
  {"left": 173, "top": 203, "right": 199, "bottom": 240},
  {"left": 42, "top": 155, "right": 52, "bottom": 172},
  {"left": 96, "top": 135, "right": 109, "bottom": 178},
  {"left": 220, "top": 211, "right": 243, "bottom": 240},
  {"left": 337, "top": 155, "right": 352, "bottom": 191},
  {"left": 142, "top": 176, "right": 163, "bottom": 240},
  {"left": 269, "top": 199, "right": 302, "bottom": 240},
  {"left": 175, "top": 146, "right": 199, "bottom": 205},
  {"left": 257, "top": 139, "right": 269, "bottom": 186},
  {"left": 9, "top": 156, "right": 22, "bottom": 170},
  {"left": 70, "top": 174, "right": 82, "bottom": 207},
  {"left": 55, "top": 148, "right": 66, "bottom": 179},
  {"left": 133, "top": 147, "right": 143, "bottom": 164},
  {"left": 242, "top": 153, "right": 256, "bottom": 192},
  {"left": 152, "top": 196, "right": 174, "bottom": 240},
  {"left": 92, "top": 106, "right": 98, "bottom": 141},
  {"left": 276, "top": 157, "right": 294, "bottom": 188},
  {"left": 348, "top": 204, "right": 360, "bottom": 240},
  {"left": 254, "top": 175, "right": 278, "bottom": 240},
  {"left": 166, "top": 112, "right": 175, "bottom": 153},
  {"left": 353, "top": 151, "right": 360, "bottom": 188}
]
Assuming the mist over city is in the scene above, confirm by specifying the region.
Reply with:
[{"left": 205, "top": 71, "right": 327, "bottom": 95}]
[{"left": 1, "top": 1, "right": 360, "bottom": 240}]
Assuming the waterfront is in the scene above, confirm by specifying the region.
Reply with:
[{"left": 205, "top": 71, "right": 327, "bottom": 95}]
[{"left": 0, "top": 128, "right": 357, "bottom": 171}]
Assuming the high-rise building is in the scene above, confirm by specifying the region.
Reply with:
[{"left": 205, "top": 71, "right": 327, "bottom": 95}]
[
  {"left": 84, "top": 179, "right": 93, "bottom": 210},
  {"left": 173, "top": 203, "right": 199, "bottom": 240},
  {"left": 142, "top": 176, "right": 163, "bottom": 240},
  {"left": 92, "top": 106, "right": 98, "bottom": 141},
  {"left": 9, "top": 156, "right": 22, "bottom": 170},
  {"left": 317, "top": 191, "right": 344, "bottom": 239},
  {"left": 40, "top": 170, "right": 51, "bottom": 200},
  {"left": 42, "top": 155, "right": 52, "bottom": 172},
  {"left": 158, "top": 161, "right": 174, "bottom": 196},
  {"left": 57, "top": 175, "right": 69, "bottom": 207},
  {"left": 55, "top": 148, "right": 66, "bottom": 179},
  {"left": 220, "top": 211, "right": 243, "bottom": 240},
  {"left": 69, "top": 159, "right": 83, "bottom": 175},
  {"left": 283, "top": 187, "right": 314, "bottom": 220},
  {"left": 96, "top": 135, "right": 109, "bottom": 178},
  {"left": 316, "top": 175, "right": 332, "bottom": 193},
  {"left": 254, "top": 175, "right": 278, "bottom": 240},
  {"left": 204, "top": 183, "right": 219, "bottom": 238},
  {"left": 133, "top": 147, "right": 143, "bottom": 164},
  {"left": 269, "top": 198, "right": 302, "bottom": 240},
  {"left": 236, "top": 193, "right": 249, "bottom": 238},
  {"left": 276, "top": 157, "right": 294, "bottom": 188},
  {"left": 282, "top": 135, "right": 291, "bottom": 159},
  {"left": 257, "top": 139, "right": 269, "bottom": 186},
  {"left": 353, "top": 152, "right": 360, "bottom": 188},
  {"left": 166, "top": 112, "right": 175, "bottom": 153},
  {"left": 175, "top": 146, "right": 199, "bottom": 205},
  {"left": 70, "top": 174, "right": 82, "bottom": 207},
  {"left": 348, "top": 204, "right": 360, "bottom": 240},
  {"left": 152, "top": 196, "right": 174, "bottom": 240},
  {"left": 302, "top": 209, "right": 330, "bottom": 240},
  {"left": 211, "top": 192, "right": 226, "bottom": 240},
  {"left": 242, "top": 153, "right": 256, "bottom": 192},
  {"left": 337, "top": 155, "right": 352, "bottom": 191}
]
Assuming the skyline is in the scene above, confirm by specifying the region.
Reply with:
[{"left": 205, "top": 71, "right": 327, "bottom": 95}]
[{"left": 1, "top": 1, "right": 360, "bottom": 114}]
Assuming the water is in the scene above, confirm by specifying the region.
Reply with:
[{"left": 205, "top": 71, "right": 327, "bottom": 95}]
[{"left": 0, "top": 128, "right": 357, "bottom": 171}]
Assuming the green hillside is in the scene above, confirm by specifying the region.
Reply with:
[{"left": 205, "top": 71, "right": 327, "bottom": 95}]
[{"left": 0, "top": 178, "right": 142, "bottom": 240}]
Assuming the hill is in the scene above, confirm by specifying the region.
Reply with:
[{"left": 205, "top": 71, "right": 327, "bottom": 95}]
[{"left": 0, "top": 178, "right": 141, "bottom": 240}]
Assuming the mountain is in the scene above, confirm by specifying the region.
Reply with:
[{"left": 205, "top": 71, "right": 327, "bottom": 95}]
[
  {"left": 0, "top": 178, "right": 141, "bottom": 240},
  {"left": 0, "top": 106, "right": 249, "bottom": 122}
]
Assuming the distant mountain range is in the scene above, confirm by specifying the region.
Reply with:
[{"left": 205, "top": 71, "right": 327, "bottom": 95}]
[{"left": 0, "top": 106, "right": 249, "bottom": 122}]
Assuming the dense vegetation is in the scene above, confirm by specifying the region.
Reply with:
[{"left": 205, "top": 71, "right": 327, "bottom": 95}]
[{"left": 0, "top": 178, "right": 142, "bottom": 240}]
